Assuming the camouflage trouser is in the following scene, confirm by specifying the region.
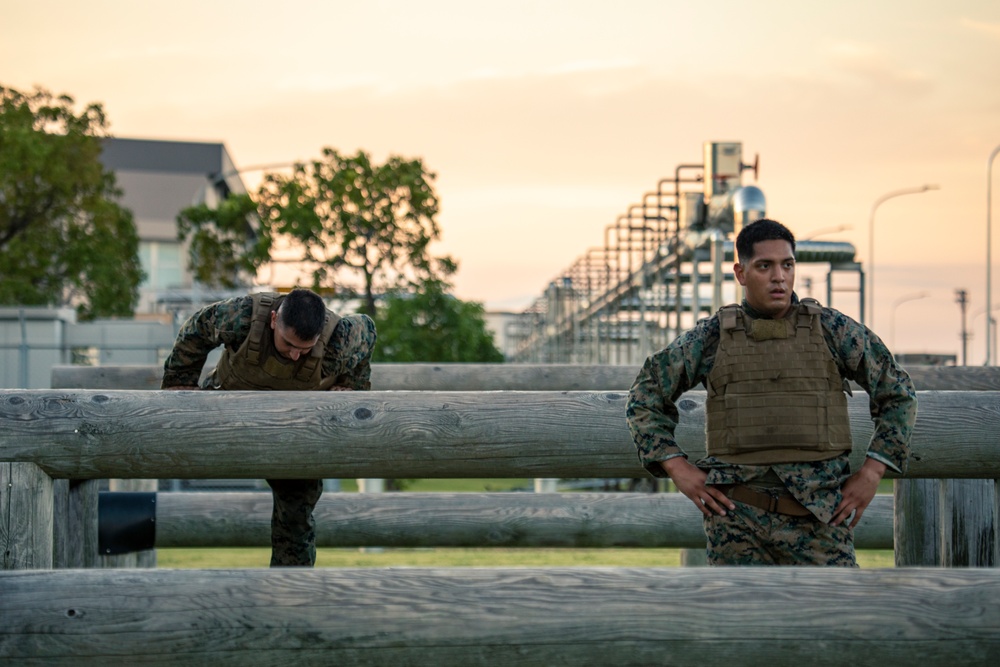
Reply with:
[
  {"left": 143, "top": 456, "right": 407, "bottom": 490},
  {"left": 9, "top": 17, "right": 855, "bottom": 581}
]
[
  {"left": 703, "top": 497, "right": 857, "bottom": 567},
  {"left": 265, "top": 479, "right": 323, "bottom": 567}
]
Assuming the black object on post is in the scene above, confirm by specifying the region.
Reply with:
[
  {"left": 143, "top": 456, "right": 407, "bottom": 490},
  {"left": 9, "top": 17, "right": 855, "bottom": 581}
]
[{"left": 98, "top": 492, "right": 156, "bottom": 555}]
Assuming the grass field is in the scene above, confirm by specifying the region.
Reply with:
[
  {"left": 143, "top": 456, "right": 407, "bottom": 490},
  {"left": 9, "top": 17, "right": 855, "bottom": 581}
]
[{"left": 158, "top": 547, "right": 896, "bottom": 569}]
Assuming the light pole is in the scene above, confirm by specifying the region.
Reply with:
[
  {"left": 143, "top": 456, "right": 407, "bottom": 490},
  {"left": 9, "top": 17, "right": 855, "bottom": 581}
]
[
  {"left": 890, "top": 291, "right": 929, "bottom": 351},
  {"left": 971, "top": 303, "right": 1000, "bottom": 366},
  {"left": 802, "top": 224, "right": 852, "bottom": 240},
  {"left": 868, "top": 185, "right": 939, "bottom": 328},
  {"left": 985, "top": 144, "right": 1000, "bottom": 365}
]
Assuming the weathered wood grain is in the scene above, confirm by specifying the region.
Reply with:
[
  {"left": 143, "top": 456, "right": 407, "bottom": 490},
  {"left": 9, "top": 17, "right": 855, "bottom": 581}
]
[
  {"left": 153, "top": 491, "right": 895, "bottom": 550},
  {"left": 939, "top": 478, "right": 998, "bottom": 566},
  {"left": 0, "top": 463, "right": 52, "bottom": 569},
  {"left": 2, "top": 389, "right": 998, "bottom": 479},
  {"left": 1, "top": 567, "right": 998, "bottom": 666},
  {"left": 52, "top": 479, "right": 98, "bottom": 568},
  {"left": 894, "top": 479, "right": 941, "bottom": 566}
]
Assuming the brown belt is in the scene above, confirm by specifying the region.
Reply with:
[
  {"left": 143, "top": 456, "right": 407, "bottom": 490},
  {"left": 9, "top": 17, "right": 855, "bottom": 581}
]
[{"left": 724, "top": 485, "right": 812, "bottom": 517}]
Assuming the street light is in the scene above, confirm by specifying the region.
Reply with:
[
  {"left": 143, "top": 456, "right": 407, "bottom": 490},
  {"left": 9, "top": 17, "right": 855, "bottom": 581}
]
[
  {"left": 802, "top": 224, "right": 852, "bottom": 240},
  {"left": 868, "top": 185, "right": 939, "bottom": 328},
  {"left": 985, "top": 144, "right": 1000, "bottom": 365},
  {"left": 890, "top": 291, "right": 929, "bottom": 351}
]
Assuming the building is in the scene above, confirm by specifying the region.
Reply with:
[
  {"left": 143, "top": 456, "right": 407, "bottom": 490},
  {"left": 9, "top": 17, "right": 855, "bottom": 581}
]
[{"left": 99, "top": 137, "right": 252, "bottom": 319}]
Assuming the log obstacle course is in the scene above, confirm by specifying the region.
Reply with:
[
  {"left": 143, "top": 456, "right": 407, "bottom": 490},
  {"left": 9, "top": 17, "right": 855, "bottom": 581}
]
[
  {"left": 4, "top": 387, "right": 1000, "bottom": 479},
  {"left": 1, "top": 363, "right": 998, "bottom": 663},
  {"left": 45, "top": 362, "right": 1000, "bottom": 566}
]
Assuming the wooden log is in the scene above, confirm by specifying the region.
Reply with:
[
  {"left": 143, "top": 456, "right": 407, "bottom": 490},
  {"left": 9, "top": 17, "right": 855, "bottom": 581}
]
[
  {"left": 50, "top": 362, "right": 1000, "bottom": 391},
  {"left": 2, "top": 567, "right": 998, "bottom": 666},
  {"left": 2, "top": 389, "right": 999, "bottom": 479},
  {"left": 153, "top": 491, "right": 896, "bottom": 550},
  {"left": 0, "top": 463, "right": 52, "bottom": 570}
]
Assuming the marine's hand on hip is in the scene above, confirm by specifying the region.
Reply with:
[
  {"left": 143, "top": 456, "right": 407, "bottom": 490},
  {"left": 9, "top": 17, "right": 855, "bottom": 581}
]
[{"left": 661, "top": 457, "right": 735, "bottom": 517}]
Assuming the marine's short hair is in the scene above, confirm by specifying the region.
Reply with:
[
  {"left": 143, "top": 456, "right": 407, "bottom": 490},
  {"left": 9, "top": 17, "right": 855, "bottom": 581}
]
[
  {"left": 278, "top": 288, "right": 327, "bottom": 340},
  {"left": 736, "top": 218, "right": 797, "bottom": 264}
]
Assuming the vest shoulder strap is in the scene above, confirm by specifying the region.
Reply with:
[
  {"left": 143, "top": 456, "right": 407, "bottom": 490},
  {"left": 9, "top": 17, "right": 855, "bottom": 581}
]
[
  {"left": 795, "top": 298, "right": 822, "bottom": 337},
  {"left": 718, "top": 304, "right": 744, "bottom": 332},
  {"left": 294, "top": 310, "right": 342, "bottom": 383},
  {"left": 247, "top": 292, "right": 280, "bottom": 366}
]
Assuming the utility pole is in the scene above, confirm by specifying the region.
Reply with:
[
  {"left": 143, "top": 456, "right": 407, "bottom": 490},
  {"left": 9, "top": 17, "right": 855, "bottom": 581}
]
[{"left": 956, "top": 289, "right": 970, "bottom": 366}]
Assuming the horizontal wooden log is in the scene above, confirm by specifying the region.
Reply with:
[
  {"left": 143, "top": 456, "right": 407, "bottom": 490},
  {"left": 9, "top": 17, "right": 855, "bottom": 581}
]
[
  {"left": 1, "top": 389, "right": 998, "bottom": 479},
  {"left": 51, "top": 363, "right": 641, "bottom": 391},
  {"left": 153, "top": 491, "right": 896, "bottom": 549},
  {"left": 51, "top": 363, "right": 1000, "bottom": 391},
  {"left": 2, "top": 567, "right": 998, "bottom": 666}
]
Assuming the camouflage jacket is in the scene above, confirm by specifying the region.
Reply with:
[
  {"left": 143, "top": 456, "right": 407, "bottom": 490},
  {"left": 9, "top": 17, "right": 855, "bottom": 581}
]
[
  {"left": 161, "top": 295, "right": 377, "bottom": 391},
  {"left": 626, "top": 293, "right": 917, "bottom": 523}
]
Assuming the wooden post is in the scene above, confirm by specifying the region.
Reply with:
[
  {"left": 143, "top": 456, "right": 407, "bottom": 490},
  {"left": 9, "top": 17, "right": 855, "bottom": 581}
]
[
  {"left": 941, "top": 479, "right": 997, "bottom": 567},
  {"left": 894, "top": 371, "right": 1000, "bottom": 567},
  {"left": 52, "top": 479, "right": 99, "bottom": 568},
  {"left": 0, "top": 462, "right": 53, "bottom": 570},
  {"left": 893, "top": 478, "right": 940, "bottom": 566}
]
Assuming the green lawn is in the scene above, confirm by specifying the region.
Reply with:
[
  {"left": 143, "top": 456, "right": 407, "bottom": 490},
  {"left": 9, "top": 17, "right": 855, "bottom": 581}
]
[{"left": 158, "top": 547, "right": 896, "bottom": 569}]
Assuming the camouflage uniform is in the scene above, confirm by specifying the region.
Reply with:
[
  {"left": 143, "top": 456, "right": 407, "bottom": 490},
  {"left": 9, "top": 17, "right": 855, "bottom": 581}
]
[
  {"left": 162, "top": 294, "right": 377, "bottom": 567},
  {"left": 626, "top": 293, "right": 916, "bottom": 566}
]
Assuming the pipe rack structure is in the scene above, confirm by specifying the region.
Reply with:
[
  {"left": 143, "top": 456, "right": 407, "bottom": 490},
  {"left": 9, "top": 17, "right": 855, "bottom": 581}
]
[{"left": 506, "top": 141, "right": 864, "bottom": 363}]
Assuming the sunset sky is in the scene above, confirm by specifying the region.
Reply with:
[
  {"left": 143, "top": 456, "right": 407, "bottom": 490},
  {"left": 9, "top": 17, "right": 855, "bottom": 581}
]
[{"left": 4, "top": 0, "right": 999, "bottom": 361}]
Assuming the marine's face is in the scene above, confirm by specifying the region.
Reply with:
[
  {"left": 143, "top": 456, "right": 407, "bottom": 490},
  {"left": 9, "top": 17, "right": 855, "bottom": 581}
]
[
  {"left": 270, "top": 311, "right": 319, "bottom": 361},
  {"left": 733, "top": 238, "right": 796, "bottom": 319}
]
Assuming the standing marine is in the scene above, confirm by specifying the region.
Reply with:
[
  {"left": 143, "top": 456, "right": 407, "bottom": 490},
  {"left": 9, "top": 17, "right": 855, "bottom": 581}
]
[{"left": 626, "top": 218, "right": 916, "bottom": 565}]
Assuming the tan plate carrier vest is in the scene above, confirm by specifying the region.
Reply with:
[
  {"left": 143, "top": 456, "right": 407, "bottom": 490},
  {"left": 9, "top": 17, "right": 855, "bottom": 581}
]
[
  {"left": 212, "top": 293, "right": 341, "bottom": 391},
  {"left": 705, "top": 299, "right": 853, "bottom": 465}
]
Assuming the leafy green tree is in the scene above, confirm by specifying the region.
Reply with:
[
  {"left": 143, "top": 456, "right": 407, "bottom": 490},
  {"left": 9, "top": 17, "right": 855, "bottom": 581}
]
[
  {"left": 177, "top": 148, "right": 455, "bottom": 316},
  {"left": 374, "top": 280, "right": 504, "bottom": 491},
  {"left": 374, "top": 281, "right": 504, "bottom": 362},
  {"left": 0, "top": 85, "right": 143, "bottom": 319},
  {"left": 176, "top": 192, "right": 266, "bottom": 289}
]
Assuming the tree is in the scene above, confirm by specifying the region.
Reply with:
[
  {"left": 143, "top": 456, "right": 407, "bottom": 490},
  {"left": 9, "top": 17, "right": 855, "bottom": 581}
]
[
  {"left": 0, "top": 85, "right": 142, "bottom": 319},
  {"left": 176, "top": 192, "right": 266, "bottom": 289},
  {"left": 373, "top": 281, "right": 505, "bottom": 362},
  {"left": 178, "top": 148, "right": 455, "bottom": 316}
]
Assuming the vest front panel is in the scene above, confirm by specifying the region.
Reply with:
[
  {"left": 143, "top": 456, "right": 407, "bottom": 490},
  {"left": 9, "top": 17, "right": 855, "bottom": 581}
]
[{"left": 705, "top": 302, "right": 852, "bottom": 464}]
